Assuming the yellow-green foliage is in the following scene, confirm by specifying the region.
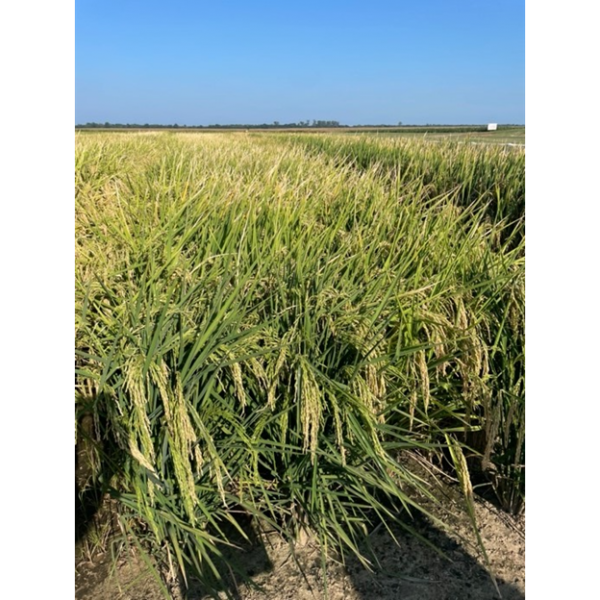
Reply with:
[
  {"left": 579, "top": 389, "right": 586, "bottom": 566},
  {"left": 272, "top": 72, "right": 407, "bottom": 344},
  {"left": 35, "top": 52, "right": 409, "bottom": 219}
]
[{"left": 76, "top": 131, "right": 524, "bottom": 592}]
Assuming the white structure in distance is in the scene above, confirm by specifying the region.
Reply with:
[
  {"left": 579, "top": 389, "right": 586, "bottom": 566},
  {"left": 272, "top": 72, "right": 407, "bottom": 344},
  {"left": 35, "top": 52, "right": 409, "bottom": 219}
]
[{"left": 487, "top": 123, "right": 498, "bottom": 131}]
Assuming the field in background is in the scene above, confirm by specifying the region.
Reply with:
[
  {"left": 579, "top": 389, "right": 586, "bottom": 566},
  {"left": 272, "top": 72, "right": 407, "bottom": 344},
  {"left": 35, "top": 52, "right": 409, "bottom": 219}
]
[
  {"left": 77, "top": 126, "right": 525, "bottom": 146},
  {"left": 367, "top": 127, "right": 525, "bottom": 145},
  {"left": 76, "top": 131, "right": 524, "bottom": 597}
]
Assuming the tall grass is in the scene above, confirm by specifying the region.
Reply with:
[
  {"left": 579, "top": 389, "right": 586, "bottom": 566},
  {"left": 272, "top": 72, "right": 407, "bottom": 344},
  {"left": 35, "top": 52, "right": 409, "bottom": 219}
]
[{"left": 75, "top": 131, "right": 524, "bottom": 595}]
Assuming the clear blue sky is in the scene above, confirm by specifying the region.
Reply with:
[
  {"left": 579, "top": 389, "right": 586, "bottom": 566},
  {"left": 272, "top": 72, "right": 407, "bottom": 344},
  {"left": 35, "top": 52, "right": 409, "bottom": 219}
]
[{"left": 76, "top": 0, "right": 524, "bottom": 125}]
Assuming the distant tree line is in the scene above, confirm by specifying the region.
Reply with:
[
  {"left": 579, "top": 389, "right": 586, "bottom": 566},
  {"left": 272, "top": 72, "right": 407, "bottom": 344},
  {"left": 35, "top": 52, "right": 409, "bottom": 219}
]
[
  {"left": 76, "top": 120, "right": 406, "bottom": 129},
  {"left": 77, "top": 120, "right": 346, "bottom": 129},
  {"left": 76, "top": 121, "right": 523, "bottom": 130}
]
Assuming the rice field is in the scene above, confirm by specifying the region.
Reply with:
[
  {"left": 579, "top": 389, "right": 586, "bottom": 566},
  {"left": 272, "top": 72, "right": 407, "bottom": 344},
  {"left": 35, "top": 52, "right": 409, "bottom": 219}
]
[{"left": 75, "top": 131, "right": 524, "bottom": 596}]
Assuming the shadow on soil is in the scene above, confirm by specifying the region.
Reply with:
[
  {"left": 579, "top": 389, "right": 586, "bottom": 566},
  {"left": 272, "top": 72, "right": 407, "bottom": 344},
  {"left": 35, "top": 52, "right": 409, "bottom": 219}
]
[
  {"left": 76, "top": 413, "right": 102, "bottom": 544},
  {"left": 183, "top": 509, "right": 524, "bottom": 600},
  {"left": 344, "top": 513, "right": 524, "bottom": 600},
  {"left": 76, "top": 408, "right": 122, "bottom": 549}
]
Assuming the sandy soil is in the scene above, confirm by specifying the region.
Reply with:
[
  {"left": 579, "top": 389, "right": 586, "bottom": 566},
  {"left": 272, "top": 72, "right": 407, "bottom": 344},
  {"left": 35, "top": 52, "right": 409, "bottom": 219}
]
[{"left": 76, "top": 477, "right": 524, "bottom": 600}]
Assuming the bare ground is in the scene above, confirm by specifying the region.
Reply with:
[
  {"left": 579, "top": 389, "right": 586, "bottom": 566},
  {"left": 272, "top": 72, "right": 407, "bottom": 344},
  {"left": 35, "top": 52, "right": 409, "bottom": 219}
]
[{"left": 76, "top": 481, "right": 524, "bottom": 600}]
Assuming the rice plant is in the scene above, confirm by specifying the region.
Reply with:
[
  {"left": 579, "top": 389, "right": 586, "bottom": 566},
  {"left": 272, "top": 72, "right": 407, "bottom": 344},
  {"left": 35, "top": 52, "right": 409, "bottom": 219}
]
[{"left": 75, "top": 131, "right": 524, "bottom": 596}]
